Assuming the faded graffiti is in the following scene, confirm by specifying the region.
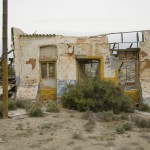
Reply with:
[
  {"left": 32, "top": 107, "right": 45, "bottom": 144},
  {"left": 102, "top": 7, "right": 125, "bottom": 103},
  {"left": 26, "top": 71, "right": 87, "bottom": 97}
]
[{"left": 105, "top": 55, "right": 110, "bottom": 65}]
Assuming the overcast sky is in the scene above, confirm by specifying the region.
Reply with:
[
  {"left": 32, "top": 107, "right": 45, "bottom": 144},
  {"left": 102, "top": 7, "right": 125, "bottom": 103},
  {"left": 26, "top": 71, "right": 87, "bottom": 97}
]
[{"left": 0, "top": 0, "right": 150, "bottom": 56}]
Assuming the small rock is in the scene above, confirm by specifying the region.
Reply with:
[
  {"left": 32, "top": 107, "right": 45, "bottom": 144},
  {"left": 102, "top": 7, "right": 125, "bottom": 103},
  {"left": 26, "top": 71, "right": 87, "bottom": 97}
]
[{"left": 0, "top": 138, "right": 4, "bottom": 143}]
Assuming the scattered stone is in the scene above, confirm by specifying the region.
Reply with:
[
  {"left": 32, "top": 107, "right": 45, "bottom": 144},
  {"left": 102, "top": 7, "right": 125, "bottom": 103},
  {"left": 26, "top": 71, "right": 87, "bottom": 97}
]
[{"left": 0, "top": 138, "right": 4, "bottom": 143}]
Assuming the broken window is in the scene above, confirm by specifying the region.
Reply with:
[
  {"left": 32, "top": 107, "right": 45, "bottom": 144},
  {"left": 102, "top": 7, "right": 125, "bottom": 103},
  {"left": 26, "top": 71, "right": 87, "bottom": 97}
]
[
  {"left": 41, "top": 62, "right": 55, "bottom": 78},
  {"left": 77, "top": 59, "right": 100, "bottom": 81},
  {"left": 118, "top": 51, "right": 138, "bottom": 90}
]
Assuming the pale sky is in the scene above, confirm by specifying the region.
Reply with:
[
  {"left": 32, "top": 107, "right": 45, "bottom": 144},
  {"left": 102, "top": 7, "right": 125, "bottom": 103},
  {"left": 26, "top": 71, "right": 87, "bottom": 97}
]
[{"left": 0, "top": 0, "right": 150, "bottom": 56}]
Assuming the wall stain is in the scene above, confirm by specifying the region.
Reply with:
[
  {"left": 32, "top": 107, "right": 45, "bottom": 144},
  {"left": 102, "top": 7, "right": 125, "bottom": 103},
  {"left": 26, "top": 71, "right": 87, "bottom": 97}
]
[
  {"left": 140, "top": 51, "right": 148, "bottom": 58},
  {"left": 26, "top": 58, "right": 36, "bottom": 70},
  {"left": 76, "top": 38, "right": 86, "bottom": 44},
  {"left": 140, "top": 61, "right": 150, "bottom": 73}
]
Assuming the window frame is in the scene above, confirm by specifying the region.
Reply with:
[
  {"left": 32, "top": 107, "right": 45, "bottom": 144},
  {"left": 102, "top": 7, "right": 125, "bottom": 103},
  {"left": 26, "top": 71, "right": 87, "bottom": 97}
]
[
  {"left": 40, "top": 62, "right": 56, "bottom": 79},
  {"left": 118, "top": 59, "right": 138, "bottom": 90}
]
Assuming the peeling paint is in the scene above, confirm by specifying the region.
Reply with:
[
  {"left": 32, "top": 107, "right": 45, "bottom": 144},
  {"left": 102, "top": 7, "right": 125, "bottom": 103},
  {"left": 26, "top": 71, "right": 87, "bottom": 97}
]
[
  {"left": 76, "top": 38, "right": 86, "bottom": 44},
  {"left": 140, "top": 31, "right": 150, "bottom": 105},
  {"left": 140, "top": 51, "right": 148, "bottom": 58},
  {"left": 26, "top": 58, "right": 36, "bottom": 70},
  {"left": 140, "top": 61, "right": 150, "bottom": 73},
  {"left": 57, "top": 80, "right": 76, "bottom": 97}
]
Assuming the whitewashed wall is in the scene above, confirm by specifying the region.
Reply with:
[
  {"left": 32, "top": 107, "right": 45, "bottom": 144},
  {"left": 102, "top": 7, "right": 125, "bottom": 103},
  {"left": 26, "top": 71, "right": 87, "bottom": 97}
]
[
  {"left": 12, "top": 28, "right": 115, "bottom": 100},
  {"left": 140, "top": 31, "right": 150, "bottom": 105}
]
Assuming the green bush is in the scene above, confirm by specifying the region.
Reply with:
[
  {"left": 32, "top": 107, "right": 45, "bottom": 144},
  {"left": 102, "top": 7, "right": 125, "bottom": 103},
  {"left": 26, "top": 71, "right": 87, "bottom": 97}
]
[
  {"left": 27, "top": 102, "right": 43, "bottom": 117},
  {"left": 46, "top": 100, "right": 59, "bottom": 113},
  {"left": 8, "top": 100, "right": 17, "bottom": 110},
  {"left": 62, "top": 77, "right": 135, "bottom": 113}
]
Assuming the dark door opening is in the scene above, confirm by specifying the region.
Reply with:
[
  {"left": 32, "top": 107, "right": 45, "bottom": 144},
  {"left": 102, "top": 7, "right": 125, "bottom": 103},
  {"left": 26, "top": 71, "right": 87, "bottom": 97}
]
[{"left": 77, "top": 59, "right": 100, "bottom": 82}]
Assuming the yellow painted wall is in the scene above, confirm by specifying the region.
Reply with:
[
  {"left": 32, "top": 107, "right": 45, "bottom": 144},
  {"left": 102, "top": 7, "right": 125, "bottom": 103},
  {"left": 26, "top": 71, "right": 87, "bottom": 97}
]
[
  {"left": 39, "top": 88, "right": 56, "bottom": 100},
  {"left": 104, "top": 70, "right": 118, "bottom": 85},
  {"left": 104, "top": 70, "right": 140, "bottom": 103},
  {"left": 125, "top": 90, "right": 140, "bottom": 104}
]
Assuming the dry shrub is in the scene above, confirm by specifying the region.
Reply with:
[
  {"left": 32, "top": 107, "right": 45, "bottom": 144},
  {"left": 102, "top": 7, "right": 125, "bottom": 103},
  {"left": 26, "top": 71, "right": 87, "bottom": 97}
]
[
  {"left": 72, "top": 132, "right": 83, "bottom": 140},
  {"left": 8, "top": 100, "right": 17, "bottom": 110},
  {"left": 123, "top": 122, "right": 132, "bottom": 131},
  {"left": 139, "top": 103, "right": 150, "bottom": 112},
  {"left": 0, "top": 101, "right": 2, "bottom": 118},
  {"left": 82, "top": 110, "right": 93, "bottom": 119},
  {"left": 137, "top": 119, "right": 149, "bottom": 128},
  {"left": 116, "top": 125, "right": 125, "bottom": 134},
  {"left": 27, "top": 102, "right": 43, "bottom": 117},
  {"left": 15, "top": 100, "right": 28, "bottom": 109},
  {"left": 131, "top": 114, "right": 150, "bottom": 128},
  {"left": 96, "top": 111, "right": 119, "bottom": 122},
  {"left": 84, "top": 120, "right": 95, "bottom": 132},
  {"left": 46, "top": 100, "right": 59, "bottom": 113},
  {"left": 120, "top": 114, "right": 129, "bottom": 120}
]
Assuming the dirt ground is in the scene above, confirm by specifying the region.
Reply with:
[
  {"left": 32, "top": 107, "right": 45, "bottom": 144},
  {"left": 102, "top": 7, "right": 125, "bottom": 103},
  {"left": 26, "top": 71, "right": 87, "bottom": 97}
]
[{"left": 0, "top": 108, "right": 150, "bottom": 150}]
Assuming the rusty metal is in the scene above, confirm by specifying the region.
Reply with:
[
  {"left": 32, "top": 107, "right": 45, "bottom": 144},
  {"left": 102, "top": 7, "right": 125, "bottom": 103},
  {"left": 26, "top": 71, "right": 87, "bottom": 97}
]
[
  {"left": 121, "top": 33, "right": 123, "bottom": 43},
  {"left": 109, "top": 31, "right": 143, "bottom": 50},
  {"left": 129, "top": 43, "right": 133, "bottom": 48}
]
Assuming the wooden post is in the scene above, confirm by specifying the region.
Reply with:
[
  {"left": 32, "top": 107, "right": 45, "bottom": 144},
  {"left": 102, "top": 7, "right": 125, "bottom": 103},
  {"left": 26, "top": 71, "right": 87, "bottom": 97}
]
[{"left": 2, "top": 0, "right": 8, "bottom": 119}]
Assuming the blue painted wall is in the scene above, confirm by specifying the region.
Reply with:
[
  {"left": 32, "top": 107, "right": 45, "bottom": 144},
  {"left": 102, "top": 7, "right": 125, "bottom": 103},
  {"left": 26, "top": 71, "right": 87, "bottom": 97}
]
[{"left": 57, "top": 80, "right": 76, "bottom": 97}]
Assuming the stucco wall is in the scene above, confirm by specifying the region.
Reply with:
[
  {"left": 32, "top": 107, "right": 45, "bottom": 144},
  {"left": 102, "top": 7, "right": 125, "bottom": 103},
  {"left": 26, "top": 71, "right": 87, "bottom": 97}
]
[
  {"left": 12, "top": 28, "right": 116, "bottom": 100},
  {"left": 140, "top": 31, "right": 150, "bottom": 105}
]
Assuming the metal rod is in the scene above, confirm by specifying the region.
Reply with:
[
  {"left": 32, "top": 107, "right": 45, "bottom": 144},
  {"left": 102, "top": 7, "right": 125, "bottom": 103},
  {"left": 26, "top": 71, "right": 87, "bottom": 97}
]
[
  {"left": 0, "top": 49, "right": 13, "bottom": 62},
  {"left": 129, "top": 43, "right": 133, "bottom": 48},
  {"left": 109, "top": 42, "right": 140, "bottom": 44},
  {"left": 90, "top": 30, "right": 149, "bottom": 37},
  {"left": 112, "top": 43, "right": 116, "bottom": 50},
  {"left": 121, "top": 33, "right": 123, "bottom": 43},
  {"left": 136, "top": 32, "right": 139, "bottom": 48},
  {"left": 2, "top": 0, "right": 8, "bottom": 119},
  {"left": 142, "top": 31, "right": 144, "bottom": 42}
]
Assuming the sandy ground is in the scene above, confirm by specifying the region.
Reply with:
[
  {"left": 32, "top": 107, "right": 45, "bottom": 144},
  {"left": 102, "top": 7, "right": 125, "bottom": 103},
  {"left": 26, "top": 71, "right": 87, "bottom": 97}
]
[{"left": 0, "top": 108, "right": 150, "bottom": 150}]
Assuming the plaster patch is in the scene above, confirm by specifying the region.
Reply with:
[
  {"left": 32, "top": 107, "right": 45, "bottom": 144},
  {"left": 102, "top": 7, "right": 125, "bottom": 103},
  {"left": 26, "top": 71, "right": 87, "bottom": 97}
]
[{"left": 26, "top": 58, "right": 36, "bottom": 70}]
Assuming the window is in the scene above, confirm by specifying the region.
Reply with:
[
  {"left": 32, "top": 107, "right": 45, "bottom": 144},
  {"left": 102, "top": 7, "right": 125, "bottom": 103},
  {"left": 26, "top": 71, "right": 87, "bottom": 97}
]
[
  {"left": 41, "top": 62, "right": 55, "bottom": 78},
  {"left": 78, "top": 59, "right": 100, "bottom": 81}
]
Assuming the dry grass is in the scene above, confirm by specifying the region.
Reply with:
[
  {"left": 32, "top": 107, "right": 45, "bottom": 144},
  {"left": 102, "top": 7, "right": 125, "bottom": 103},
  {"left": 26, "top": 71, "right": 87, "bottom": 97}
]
[{"left": 84, "top": 120, "right": 95, "bottom": 132}]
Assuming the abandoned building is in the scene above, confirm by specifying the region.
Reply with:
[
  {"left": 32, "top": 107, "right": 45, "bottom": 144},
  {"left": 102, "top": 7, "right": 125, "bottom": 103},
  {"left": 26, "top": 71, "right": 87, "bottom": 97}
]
[{"left": 11, "top": 28, "right": 150, "bottom": 105}]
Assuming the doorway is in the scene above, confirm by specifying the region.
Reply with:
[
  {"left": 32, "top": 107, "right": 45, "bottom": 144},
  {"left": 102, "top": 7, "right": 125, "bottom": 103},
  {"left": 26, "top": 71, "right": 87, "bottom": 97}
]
[{"left": 40, "top": 62, "right": 56, "bottom": 100}]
